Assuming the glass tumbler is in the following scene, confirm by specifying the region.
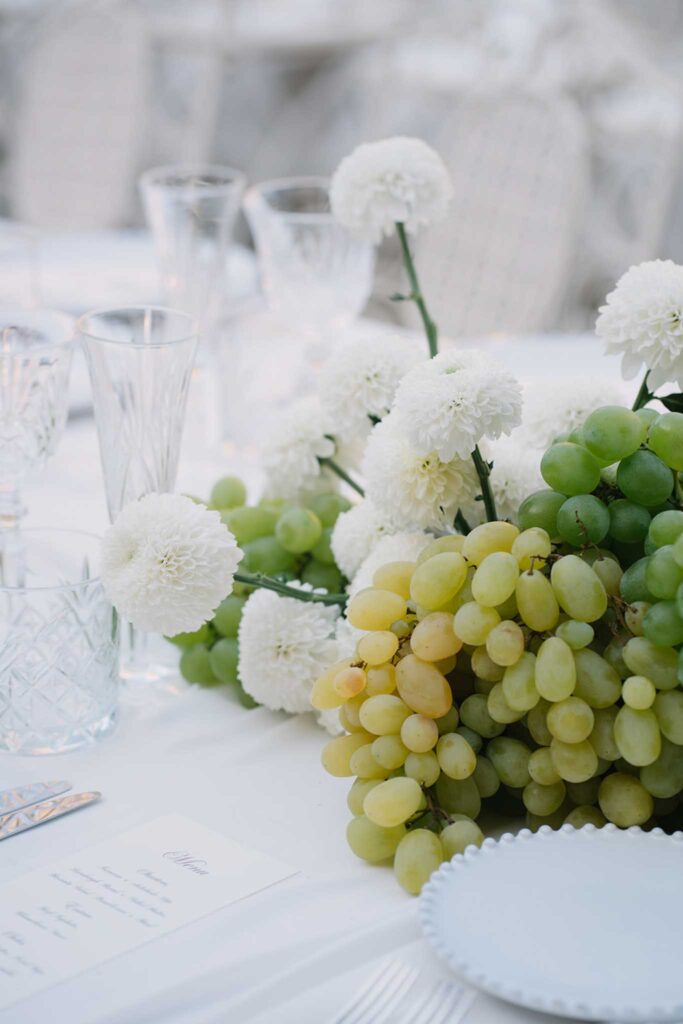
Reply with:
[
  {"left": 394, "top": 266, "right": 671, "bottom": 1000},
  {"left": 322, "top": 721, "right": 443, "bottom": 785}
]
[{"left": 0, "top": 529, "right": 119, "bottom": 755}]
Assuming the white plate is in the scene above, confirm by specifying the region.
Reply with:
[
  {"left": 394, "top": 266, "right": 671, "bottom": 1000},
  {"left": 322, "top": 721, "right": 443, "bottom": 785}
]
[{"left": 419, "top": 824, "right": 683, "bottom": 1022}]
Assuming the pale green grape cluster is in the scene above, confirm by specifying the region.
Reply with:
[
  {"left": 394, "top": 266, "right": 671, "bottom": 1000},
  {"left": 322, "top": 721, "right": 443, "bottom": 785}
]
[{"left": 169, "top": 476, "right": 349, "bottom": 703}]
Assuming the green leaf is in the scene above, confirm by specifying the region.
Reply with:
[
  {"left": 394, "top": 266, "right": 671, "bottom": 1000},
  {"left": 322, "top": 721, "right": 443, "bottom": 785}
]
[{"left": 660, "top": 393, "right": 683, "bottom": 413}]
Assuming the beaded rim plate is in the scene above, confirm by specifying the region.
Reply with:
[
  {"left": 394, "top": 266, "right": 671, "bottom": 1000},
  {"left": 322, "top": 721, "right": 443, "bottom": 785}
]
[{"left": 419, "top": 824, "right": 683, "bottom": 1023}]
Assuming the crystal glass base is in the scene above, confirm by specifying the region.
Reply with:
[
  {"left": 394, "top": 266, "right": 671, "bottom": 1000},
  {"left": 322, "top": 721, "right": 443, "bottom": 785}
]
[{"left": 0, "top": 707, "right": 117, "bottom": 756}]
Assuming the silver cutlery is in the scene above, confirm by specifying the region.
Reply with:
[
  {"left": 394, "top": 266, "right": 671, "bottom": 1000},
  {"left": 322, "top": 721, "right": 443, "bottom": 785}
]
[
  {"left": 0, "top": 790, "right": 101, "bottom": 840},
  {"left": 332, "top": 958, "right": 475, "bottom": 1024},
  {"left": 332, "top": 959, "right": 419, "bottom": 1024},
  {"left": 0, "top": 779, "right": 72, "bottom": 814}
]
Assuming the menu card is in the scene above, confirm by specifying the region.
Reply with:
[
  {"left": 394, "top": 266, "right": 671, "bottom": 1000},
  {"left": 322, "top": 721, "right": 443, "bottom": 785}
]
[{"left": 0, "top": 814, "right": 297, "bottom": 1010}]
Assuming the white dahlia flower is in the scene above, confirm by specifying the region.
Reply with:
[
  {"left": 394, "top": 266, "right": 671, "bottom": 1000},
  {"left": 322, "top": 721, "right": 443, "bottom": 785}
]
[
  {"left": 487, "top": 437, "right": 544, "bottom": 524},
  {"left": 350, "top": 530, "right": 433, "bottom": 597},
  {"left": 262, "top": 397, "right": 336, "bottom": 501},
  {"left": 519, "top": 379, "right": 627, "bottom": 450},
  {"left": 101, "top": 493, "right": 241, "bottom": 636},
  {"left": 319, "top": 333, "right": 423, "bottom": 440},
  {"left": 392, "top": 350, "right": 523, "bottom": 461},
  {"left": 596, "top": 259, "right": 683, "bottom": 389},
  {"left": 330, "top": 137, "right": 453, "bottom": 243},
  {"left": 363, "top": 416, "right": 480, "bottom": 532},
  {"left": 237, "top": 584, "right": 339, "bottom": 715},
  {"left": 331, "top": 500, "right": 395, "bottom": 580}
]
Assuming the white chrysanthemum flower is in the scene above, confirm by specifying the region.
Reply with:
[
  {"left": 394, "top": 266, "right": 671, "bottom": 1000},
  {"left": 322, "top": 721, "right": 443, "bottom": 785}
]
[
  {"left": 363, "top": 416, "right": 480, "bottom": 532},
  {"left": 519, "top": 379, "right": 627, "bottom": 450},
  {"left": 101, "top": 493, "right": 241, "bottom": 636},
  {"left": 237, "top": 584, "right": 339, "bottom": 714},
  {"left": 331, "top": 500, "right": 397, "bottom": 580},
  {"left": 316, "top": 707, "right": 343, "bottom": 736},
  {"left": 596, "top": 259, "right": 683, "bottom": 389},
  {"left": 487, "top": 438, "right": 544, "bottom": 524},
  {"left": 350, "top": 531, "right": 433, "bottom": 597},
  {"left": 262, "top": 397, "right": 336, "bottom": 501},
  {"left": 330, "top": 137, "right": 453, "bottom": 243},
  {"left": 392, "top": 350, "right": 523, "bottom": 461},
  {"left": 319, "top": 333, "right": 423, "bottom": 440},
  {"left": 334, "top": 615, "right": 365, "bottom": 659}
]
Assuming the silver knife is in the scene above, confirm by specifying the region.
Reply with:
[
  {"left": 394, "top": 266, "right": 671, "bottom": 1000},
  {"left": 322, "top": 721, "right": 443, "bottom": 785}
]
[
  {"left": 0, "top": 780, "right": 72, "bottom": 815},
  {"left": 0, "top": 791, "right": 101, "bottom": 840}
]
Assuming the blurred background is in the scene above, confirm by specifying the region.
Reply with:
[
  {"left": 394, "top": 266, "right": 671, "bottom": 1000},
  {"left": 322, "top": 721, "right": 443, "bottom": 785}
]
[{"left": 2, "top": 0, "right": 683, "bottom": 338}]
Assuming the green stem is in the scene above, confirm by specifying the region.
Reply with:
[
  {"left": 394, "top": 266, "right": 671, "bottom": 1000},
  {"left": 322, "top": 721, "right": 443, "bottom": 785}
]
[
  {"left": 454, "top": 509, "right": 472, "bottom": 535},
  {"left": 396, "top": 222, "right": 438, "bottom": 358},
  {"left": 235, "top": 571, "right": 347, "bottom": 606},
  {"left": 632, "top": 371, "right": 653, "bottom": 411},
  {"left": 471, "top": 445, "right": 498, "bottom": 522},
  {"left": 319, "top": 458, "right": 365, "bottom": 496}
]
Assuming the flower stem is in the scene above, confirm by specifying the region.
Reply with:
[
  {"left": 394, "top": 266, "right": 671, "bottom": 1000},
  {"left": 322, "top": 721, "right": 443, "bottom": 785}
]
[
  {"left": 632, "top": 371, "right": 653, "bottom": 411},
  {"left": 471, "top": 445, "right": 498, "bottom": 522},
  {"left": 396, "top": 222, "right": 438, "bottom": 358},
  {"left": 319, "top": 457, "right": 365, "bottom": 496},
  {"left": 234, "top": 571, "right": 347, "bottom": 606}
]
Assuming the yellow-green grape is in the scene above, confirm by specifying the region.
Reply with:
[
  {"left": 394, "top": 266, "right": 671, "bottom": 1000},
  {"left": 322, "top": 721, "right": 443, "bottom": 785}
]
[
  {"left": 460, "top": 693, "right": 505, "bottom": 739},
  {"left": 410, "top": 612, "right": 461, "bottom": 662},
  {"left": 527, "top": 699, "right": 553, "bottom": 745},
  {"left": 528, "top": 747, "right": 561, "bottom": 785},
  {"left": 453, "top": 602, "right": 500, "bottom": 645},
  {"left": 372, "top": 561, "right": 416, "bottom": 600},
  {"left": 409, "top": 552, "right": 467, "bottom": 611},
  {"left": 394, "top": 830, "right": 444, "bottom": 894},
  {"left": 436, "top": 707, "right": 460, "bottom": 734},
  {"left": 598, "top": 772, "right": 653, "bottom": 826},
  {"left": 322, "top": 732, "right": 374, "bottom": 776},
  {"left": 365, "top": 663, "right": 397, "bottom": 696},
  {"left": 401, "top": 713, "right": 439, "bottom": 752},
  {"left": 347, "top": 588, "right": 407, "bottom": 631},
  {"left": 457, "top": 726, "right": 482, "bottom": 753},
  {"left": 436, "top": 732, "right": 477, "bottom": 780},
  {"left": 486, "top": 620, "right": 525, "bottom": 667},
  {"left": 347, "top": 778, "right": 382, "bottom": 815},
  {"left": 547, "top": 697, "right": 595, "bottom": 744},
  {"left": 416, "top": 535, "right": 465, "bottom": 563},
  {"left": 573, "top": 649, "right": 622, "bottom": 708},
  {"left": 440, "top": 819, "right": 484, "bottom": 858},
  {"left": 395, "top": 654, "right": 453, "bottom": 718},
  {"left": 471, "top": 646, "right": 505, "bottom": 682},
  {"left": 511, "top": 527, "right": 552, "bottom": 570},
  {"left": 349, "top": 744, "right": 390, "bottom": 780},
  {"left": 339, "top": 695, "right": 366, "bottom": 733},
  {"left": 534, "top": 636, "right": 576, "bottom": 702},
  {"left": 371, "top": 735, "right": 409, "bottom": 771},
  {"left": 471, "top": 552, "right": 520, "bottom": 608},
  {"left": 487, "top": 737, "right": 532, "bottom": 787},
  {"left": 346, "top": 816, "right": 406, "bottom": 863},
  {"left": 640, "top": 738, "right": 683, "bottom": 798},
  {"left": 404, "top": 750, "right": 440, "bottom": 786},
  {"left": 653, "top": 690, "right": 683, "bottom": 744},
  {"left": 495, "top": 592, "right": 519, "bottom": 620},
  {"left": 359, "top": 694, "right": 411, "bottom": 735},
  {"left": 564, "top": 805, "right": 607, "bottom": 828},
  {"left": 550, "top": 555, "right": 608, "bottom": 623},
  {"left": 623, "top": 637, "right": 679, "bottom": 691},
  {"left": 591, "top": 557, "right": 623, "bottom": 597},
  {"left": 502, "top": 651, "right": 539, "bottom": 712},
  {"left": 603, "top": 637, "right": 630, "bottom": 681},
  {"left": 550, "top": 738, "right": 598, "bottom": 783},
  {"left": 333, "top": 666, "right": 367, "bottom": 699},
  {"left": 446, "top": 567, "right": 476, "bottom": 613},
  {"left": 311, "top": 659, "right": 353, "bottom": 709},
  {"left": 472, "top": 755, "right": 500, "bottom": 797},
  {"left": 523, "top": 780, "right": 566, "bottom": 817},
  {"left": 624, "top": 602, "right": 650, "bottom": 637},
  {"left": 462, "top": 521, "right": 520, "bottom": 565},
  {"left": 487, "top": 683, "right": 526, "bottom": 724},
  {"left": 474, "top": 676, "right": 497, "bottom": 696},
  {"left": 566, "top": 778, "right": 601, "bottom": 805},
  {"left": 516, "top": 569, "right": 560, "bottom": 631},
  {"left": 555, "top": 620, "right": 594, "bottom": 650},
  {"left": 435, "top": 654, "right": 457, "bottom": 675},
  {"left": 622, "top": 675, "right": 656, "bottom": 710},
  {"left": 363, "top": 777, "right": 423, "bottom": 827},
  {"left": 357, "top": 631, "right": 399, "bottom": 667},
  {"left": 590, "top": 707, "right": 620, "bottom": 761},
  {"left": 435, "top": 775, "right": 481, "bottom": 819}
]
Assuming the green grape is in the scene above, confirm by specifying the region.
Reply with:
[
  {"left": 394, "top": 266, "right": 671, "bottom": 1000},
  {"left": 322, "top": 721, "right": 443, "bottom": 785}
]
[
  {"left": 404, "top": 751, "right": 440, "bottom": 786},
  {"left": 616, "top": 450, "right": 674, "bottom": 507},
  {"left": 550, "top": 738, "right": 598, "bottom": 783},
  {"left": 654, "top": 690, "right": 683, "bottom": 744},
  {"left": 528, "top": 747, "right": 561, "bottom": 785},
  {"left": 359, "top": 630, "right": 399, "bottom": 666},
  {"left": 635, "top": 407, "right": 660, "bottom": 428},
  {"left": 363, "top": 777, "right": 423, "bottom": 827},
  {"left": 301, "top": 561, "right": 344, "bottom": 592},
  {"left": 307, "top": 492, "right": 351, "bottom": 528},
  {"left": 598, "top": 772, "right": 653, "bottom": 826},
  {"left": 462, "top": 521, "right": 519, "bottom": 564},
  {"left": 608, "top": 499, "right": 651, "bottom": 544},
  {"left": 410, "top": 552, "right": 467, "bottom": 610},
  {"left": 453, "top": 602, "right": 500, "bottom": 646},
  {"left": 411, "top": 613, "right": 461, "bottom": 662},
  {"left": 511, "top": 527, "right": 552, "bottom": 570},
  {"left": 436, "top": 732, "right": 477, "bottom": 780},
  {"left": 346, "top": 815, "right": 406, "bottom": 863},
  {"left": 349, "top": 743, "right": 392, "bottom": 779},
  {"left": 471, "top": 552, "right": 520, "bottom": 608},
  {"left": 487, "top": 683, "right": 525, "bottom": 725},
  {"left": 675, "top": 533, "right": 683, "bottom": 569},
  {"left": 554, "top": 620, "right": 593, "bottom": 650},
  {"left": 322, "top": 733, "right": 374, "bottom": 776},
  {"left": 393, "top": 830, "right": 443, "bottom": 894},
  {"left": 582, "top": 405, "right": 646, "bottom": 462},
  {"left": 527, "top": 699, "right": 553, "bottom": 745},
  {"left": 359, "top": 694, "right": 411, "bottom": 735},
  {"left": 275, "top": 507, "right": 322, "bottom": 553},
  {"left": 208, "top": 637, "right": 239, "bottom": 684},
  {"left": 535, "top": 637, "right": 577, "bottom": 701},
  {"left": 640, "top": 738, "right": 683, "bottom": 798},
  {"left": 645, "top": 546, "right": 683, "bottom": 599},
  {"left": 624, "top": 601, "right": 650, "bottom": 636},
  {"left": 590, "top": 556, "right": 623, "bottom": 597},
  {"left": 167, "top": 623, "right": 213, "bottom": 647},
  {"left": 614, "top": 706, "right": 661, "bottom": 766},
  {"left": 440, "top": 819, "right": 484, "bottom": 857},
  {"left": 210, "top": 475, "right": 246, "bottom": 509},
  {"left": 564, "top": 805, "right": 607, "bottom": 828},
  {"left": 401, "top": 713, "right": 439, "bottom": 752},
  {"left": 435, "top": 774, "right": 481, "bottom": 819},
  {"left": 679, "top": 648, "right": 683, "bottom": 685},
  {"left": 212, "top": 595, "right": 245, "bottom": 638},
  {"left": 396, "top": 655, "right": 453, "bottom": 718},
  {"left": 241, "top": 537, "right": 297, "bottom": 575},
  {"left": 459, "top": 694, "right": 505, "bottom": 739},
  {"left": 485, "top": 620, "right": 524, "bottom": 667},
  {"left": 573, "top": 648, "right": 621, "bottom": 708},
  {"left": 590, "top": 706, "right": 620, "bottom": 761},
  {"left": 236, "top": 684, "right": 258, "bottom": 709},
  {"left": 502, "top": 652, "right": 539, "bottom": 712},
  {"left": 373, "top": 562, "right": 415, "bottom": 599},
  {"left": 456, "top": 726, "right": 482, "bottom": 753},
  {"left": 222, "top": 505, "right": 278, "bottom": 544},
  {"left": 649, "top": 509, "right": 683, "bottom": 548},
  {"left": 518, "top": 489, "right": 567, "bottom": 537},
  {"left": 648, "top": 411, "right": 683, "bottom": 470},
  {"left": 416, "top": 535, "right": 465, "bottom": 564},
  {"left": 516, "top": 570, "right": 560, "bottom": 631},
  {"left": 620, "top": 557, "right": 656, "bottom": 604},
  {"left": 622, "top": 675, "right": 656, "bottom": 710},
  {"left": 472, "top": 646, "right": 505, "bottom": 683},
  {"left": 550, "top": 555, "right": 607, "bottom": 623},
  {"left": 566, "top": 778, "right": 601, "bottom": 805},
  {"left": 179, "top": 644, "right": 219, "bottom": 685},
  {"left": 472, "top": 755, "right": 500, "bottom": 797},
  {"left": 547, "top": 697, "right": 594, "bottom": 744},
  {"left": 643, "top": 601, "right": 683, "bottom": 647},
  {"left": 436, "top": 707, "right": 460, "bottom": 734},
  {"left": 309, "top": 527, "right": 334, "bottom": 565},
  {"left": 540, "top": 443, "right": 601, "bottom": 496},
  {"left": 522, "top": 780, "right": 566, "bottom": 817},
  {"left": 372, "top": 735, "right": 409, "bottom": 770},
  {"left": 347, "top": 588, "right": 407, "bottom": 631},
  {"left": 347, "top": 778, "right": 383, "bottom": 816},
  {"left": 487, "top": 737, "right": 532, "bottom": 788},
  {"left": 623, "top": 637, "right": 679, "bottom": 690}
]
